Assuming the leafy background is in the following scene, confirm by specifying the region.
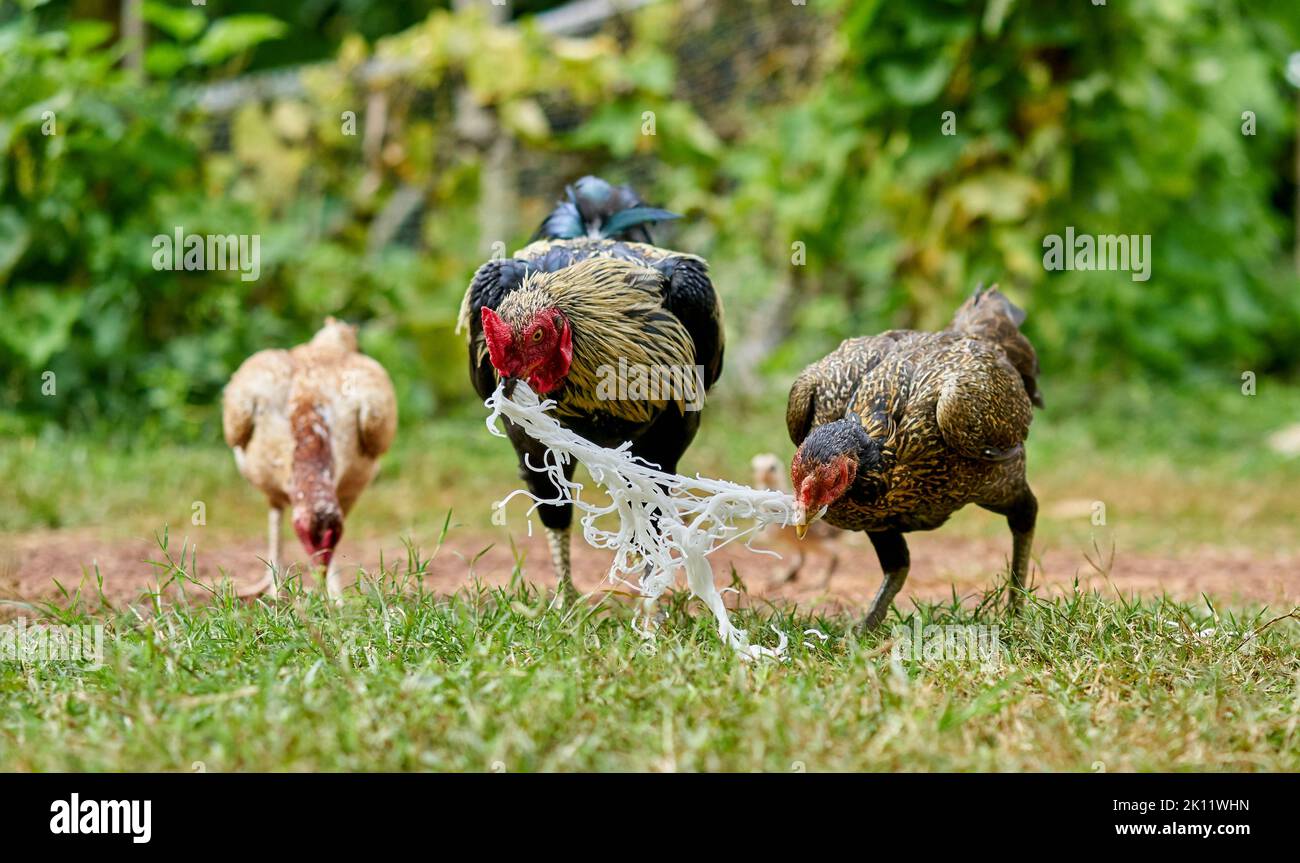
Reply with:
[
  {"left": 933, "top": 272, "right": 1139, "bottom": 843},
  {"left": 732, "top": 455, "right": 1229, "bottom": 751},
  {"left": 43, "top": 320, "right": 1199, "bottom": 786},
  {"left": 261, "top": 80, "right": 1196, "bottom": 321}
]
[{"left": 2, "top": 0, "right": 1300, "bottom": 443}]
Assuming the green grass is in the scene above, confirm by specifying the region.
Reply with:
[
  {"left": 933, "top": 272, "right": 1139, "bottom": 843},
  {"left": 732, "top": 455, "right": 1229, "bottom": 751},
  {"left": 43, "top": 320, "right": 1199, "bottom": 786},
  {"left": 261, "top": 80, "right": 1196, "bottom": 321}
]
[
  {"left": 2, "top": 380, "right": 1298, "bottom": 771},
  {"left": 1, "top": 536, "right": 1297, "bottom": 772}
]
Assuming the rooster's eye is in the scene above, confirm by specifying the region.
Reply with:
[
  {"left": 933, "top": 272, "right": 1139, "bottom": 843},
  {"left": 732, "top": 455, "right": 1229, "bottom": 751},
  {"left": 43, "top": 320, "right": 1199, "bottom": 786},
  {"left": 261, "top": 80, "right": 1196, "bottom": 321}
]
[{"left": 531, "top": 329, "right": 543, "bottom": 343}]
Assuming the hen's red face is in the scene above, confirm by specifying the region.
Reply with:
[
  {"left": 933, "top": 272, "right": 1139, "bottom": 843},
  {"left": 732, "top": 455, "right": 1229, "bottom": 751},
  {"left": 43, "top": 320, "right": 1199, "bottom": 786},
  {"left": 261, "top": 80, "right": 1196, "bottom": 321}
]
[
  {"left": 481, "top": 306, "right": 574, "bottom": 394},
  {"left": 790, "top": 451, "right": 857, "bottom": 534},
  {"left": 293, "top": 508, "right": 343, "bottom": 568}
]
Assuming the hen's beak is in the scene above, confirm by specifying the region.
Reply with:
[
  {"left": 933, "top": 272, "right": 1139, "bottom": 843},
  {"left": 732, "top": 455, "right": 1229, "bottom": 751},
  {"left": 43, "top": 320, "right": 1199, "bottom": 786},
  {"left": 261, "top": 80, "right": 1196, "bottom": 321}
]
[{"left": 792, "top": 502, "right": 808, "bottom": 540}]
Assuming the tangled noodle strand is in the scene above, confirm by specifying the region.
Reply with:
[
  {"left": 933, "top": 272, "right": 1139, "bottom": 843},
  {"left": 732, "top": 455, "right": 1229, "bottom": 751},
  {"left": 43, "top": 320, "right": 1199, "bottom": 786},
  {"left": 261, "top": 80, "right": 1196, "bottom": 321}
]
[{"left": 485, "top": 382, "right": 802, "bottom": 659}]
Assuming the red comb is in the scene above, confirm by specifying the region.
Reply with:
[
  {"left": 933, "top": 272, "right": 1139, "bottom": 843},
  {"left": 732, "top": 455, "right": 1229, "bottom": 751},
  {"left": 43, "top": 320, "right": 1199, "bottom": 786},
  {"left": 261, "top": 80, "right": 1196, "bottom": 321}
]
[{"left": 480, "top": 307, "right": 513, "bottom": 374}]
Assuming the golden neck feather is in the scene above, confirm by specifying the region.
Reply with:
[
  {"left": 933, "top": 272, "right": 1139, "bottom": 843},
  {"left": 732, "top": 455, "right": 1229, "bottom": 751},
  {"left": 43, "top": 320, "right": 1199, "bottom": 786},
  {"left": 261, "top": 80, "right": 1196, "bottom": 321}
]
[{"left": 501, "top": 258, "right": 698, "bottom": 423}]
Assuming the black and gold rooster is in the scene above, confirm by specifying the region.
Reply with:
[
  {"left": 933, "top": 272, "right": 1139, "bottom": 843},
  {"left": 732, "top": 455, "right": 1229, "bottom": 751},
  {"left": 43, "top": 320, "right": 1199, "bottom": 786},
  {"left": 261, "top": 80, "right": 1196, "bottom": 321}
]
[
  {"left": 457, "top": 176, "right": 725, "bottom": 595},
  {"left": 786, "top": 286, "right": 1043, "bottom": 630}
]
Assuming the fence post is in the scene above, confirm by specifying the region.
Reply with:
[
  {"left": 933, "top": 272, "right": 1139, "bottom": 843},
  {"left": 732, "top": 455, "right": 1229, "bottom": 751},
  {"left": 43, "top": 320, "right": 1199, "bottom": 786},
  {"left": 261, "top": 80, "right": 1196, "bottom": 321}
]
[{"left": 455, "top": 0, "right": 519, "bottom": 257}]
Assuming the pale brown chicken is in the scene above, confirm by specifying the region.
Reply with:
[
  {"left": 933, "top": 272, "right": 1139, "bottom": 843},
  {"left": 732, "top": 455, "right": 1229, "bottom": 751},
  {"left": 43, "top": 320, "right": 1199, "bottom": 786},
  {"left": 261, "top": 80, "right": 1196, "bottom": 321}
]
[{"left": 222, "top": 318, "right": 397, "bottom": 600}]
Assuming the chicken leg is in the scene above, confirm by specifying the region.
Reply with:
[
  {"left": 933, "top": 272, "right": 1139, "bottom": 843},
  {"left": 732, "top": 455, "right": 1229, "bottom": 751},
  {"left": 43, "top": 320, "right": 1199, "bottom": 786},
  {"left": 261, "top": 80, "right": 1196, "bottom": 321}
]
[
  {"left": 237, "top": 507, "right": 282, "bottom": 599},
  {"left": 545, "top": 527, "right": 574, "bottom": 599},
  {"left": 981, "top": 486, "right": 1037, "bottom": 610},
  {"left": 325, "top": 558, "right": 344, "bottom": 605},
  {"left": 267, "top": 507, "right": 281, "bottom": 598},
  {"left": 862, "top": 530, "right": 910, "bottom": 631}
]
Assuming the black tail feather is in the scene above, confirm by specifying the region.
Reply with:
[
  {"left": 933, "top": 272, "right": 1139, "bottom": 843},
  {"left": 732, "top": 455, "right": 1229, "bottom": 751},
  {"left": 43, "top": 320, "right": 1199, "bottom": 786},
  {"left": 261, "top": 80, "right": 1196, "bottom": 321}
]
[{"left": 532, "top": 176, "right": 680, "bottom": 243}]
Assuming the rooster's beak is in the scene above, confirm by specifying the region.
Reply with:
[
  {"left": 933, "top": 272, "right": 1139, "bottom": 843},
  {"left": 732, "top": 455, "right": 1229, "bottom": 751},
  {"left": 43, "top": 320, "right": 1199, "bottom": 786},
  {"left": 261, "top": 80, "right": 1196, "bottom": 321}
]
[{"left": 501, "top": 375, "right": 519, "bottom": 399}]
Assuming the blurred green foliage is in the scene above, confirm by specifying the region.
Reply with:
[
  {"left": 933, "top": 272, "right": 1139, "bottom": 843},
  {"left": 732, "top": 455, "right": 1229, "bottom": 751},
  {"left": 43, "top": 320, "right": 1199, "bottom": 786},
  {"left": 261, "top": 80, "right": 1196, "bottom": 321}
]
[{"left": 2, "top": 0, "right": 1300, "bottom": 442}]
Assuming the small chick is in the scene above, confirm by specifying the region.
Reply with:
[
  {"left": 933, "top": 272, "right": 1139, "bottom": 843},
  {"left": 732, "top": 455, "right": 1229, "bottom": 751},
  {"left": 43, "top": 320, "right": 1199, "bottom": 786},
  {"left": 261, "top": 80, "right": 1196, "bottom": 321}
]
[{"left": 750, "top": 453, "right": 785, "bottom": 494}]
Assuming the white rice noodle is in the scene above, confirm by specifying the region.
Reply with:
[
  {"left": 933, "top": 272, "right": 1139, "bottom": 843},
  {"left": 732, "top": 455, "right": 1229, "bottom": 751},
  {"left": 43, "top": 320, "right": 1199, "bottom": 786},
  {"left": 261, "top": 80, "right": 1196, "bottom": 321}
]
[{"left": 485, "top": 382, "right": 800, "bottom": 659}]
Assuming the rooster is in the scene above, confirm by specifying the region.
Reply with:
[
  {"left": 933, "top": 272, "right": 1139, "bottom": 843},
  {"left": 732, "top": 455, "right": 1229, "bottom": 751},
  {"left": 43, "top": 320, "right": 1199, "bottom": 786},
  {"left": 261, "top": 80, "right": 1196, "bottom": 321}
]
[
  {"left": 457, "top": 176, "right": 725, "bottom": 595},
  {"left": 786, "top": 286, "right": 1043, "bottom": 630},
  {"left": 222, "top": 318, "right": 397, "bottom": 600}
]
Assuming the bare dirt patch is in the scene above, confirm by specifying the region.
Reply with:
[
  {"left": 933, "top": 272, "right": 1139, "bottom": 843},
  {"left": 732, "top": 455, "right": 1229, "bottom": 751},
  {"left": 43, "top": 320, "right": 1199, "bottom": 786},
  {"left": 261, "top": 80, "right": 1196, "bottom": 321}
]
[{"left": 2, "top": 522, "right": 1296, "bottom": 614}]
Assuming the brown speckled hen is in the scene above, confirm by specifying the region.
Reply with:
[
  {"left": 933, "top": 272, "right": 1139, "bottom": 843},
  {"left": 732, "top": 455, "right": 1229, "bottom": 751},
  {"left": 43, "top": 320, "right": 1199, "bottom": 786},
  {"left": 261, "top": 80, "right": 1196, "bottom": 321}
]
[
  {"left": 457, "top": 176, "right": 724, "bottom": 596},
  {"left": 222, "top": 318, "right": 397, "bottom": 601},
  {"left": 787, "top": 286, "right": 1043, "bottom": 630}
]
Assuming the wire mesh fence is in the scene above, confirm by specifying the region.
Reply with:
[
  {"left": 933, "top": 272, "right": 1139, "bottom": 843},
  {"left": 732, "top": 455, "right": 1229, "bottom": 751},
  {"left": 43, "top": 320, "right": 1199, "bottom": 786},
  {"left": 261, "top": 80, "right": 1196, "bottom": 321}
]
[{"left": 190, "top": 0, "right": 831, "bottom": 251}]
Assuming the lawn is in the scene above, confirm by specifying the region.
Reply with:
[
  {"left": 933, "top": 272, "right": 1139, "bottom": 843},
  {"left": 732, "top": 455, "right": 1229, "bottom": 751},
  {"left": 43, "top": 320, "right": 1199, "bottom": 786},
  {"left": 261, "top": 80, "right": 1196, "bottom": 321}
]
[
  {"left": 1, "top": 554, "right": 1296, "bottom": 772},
  {"left": 1, "top": 381, "right": 1298, "bottom": 772}
]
